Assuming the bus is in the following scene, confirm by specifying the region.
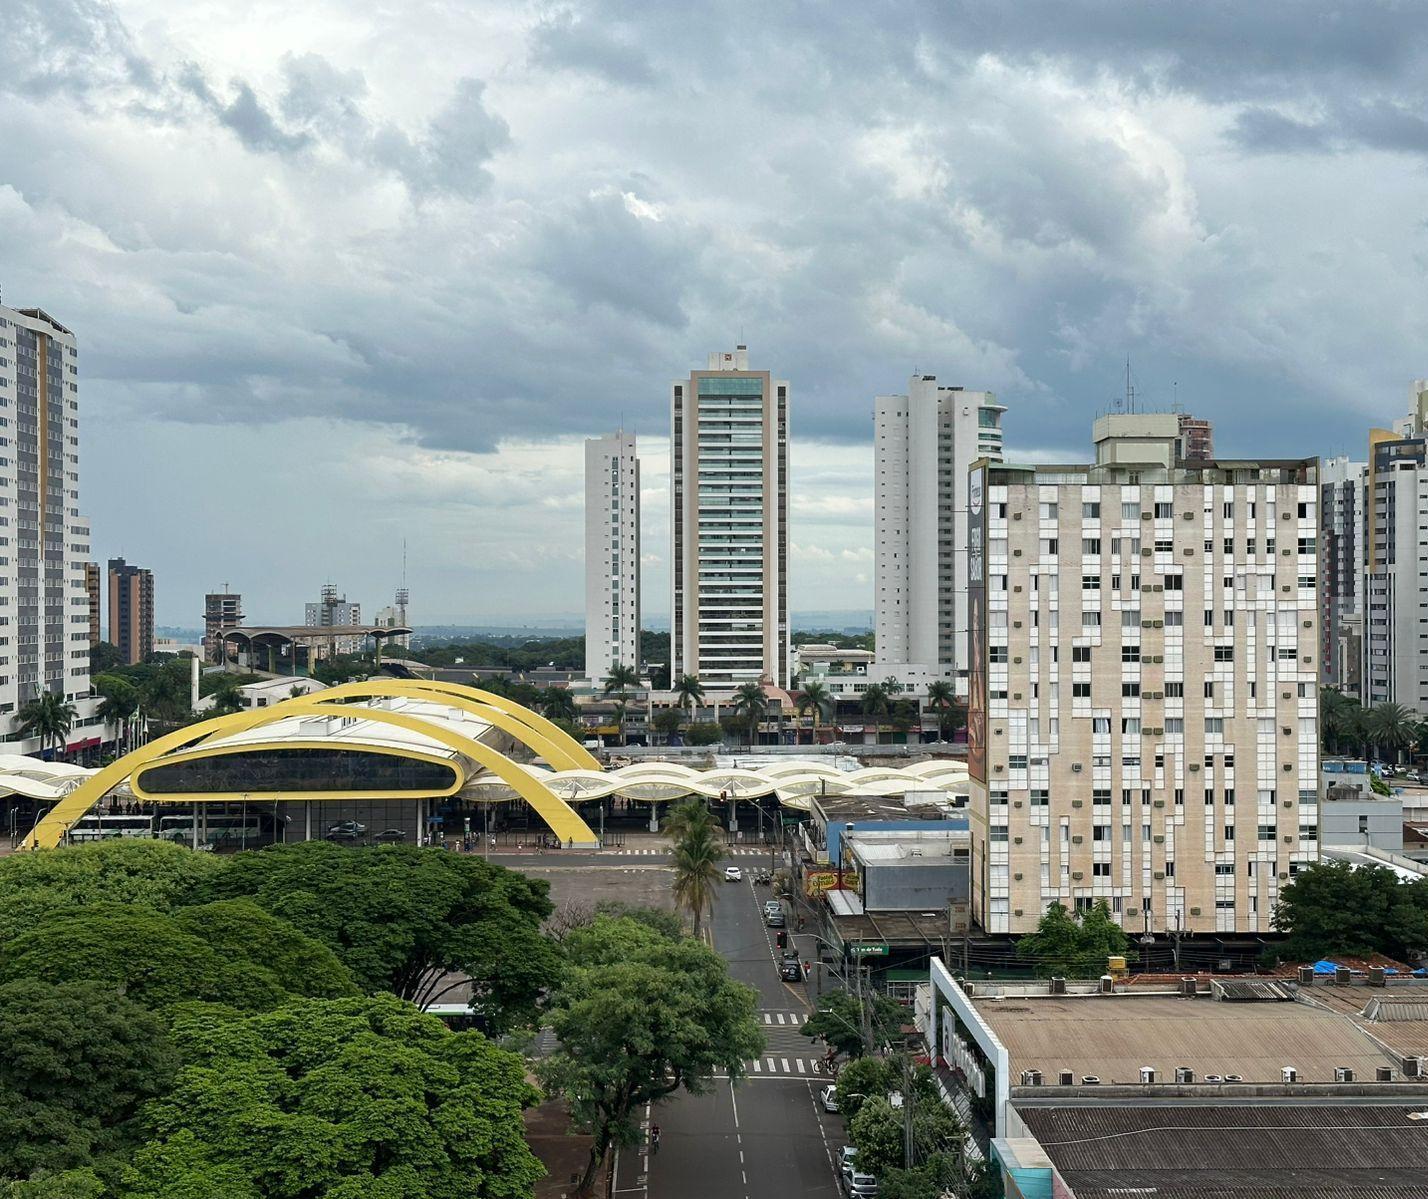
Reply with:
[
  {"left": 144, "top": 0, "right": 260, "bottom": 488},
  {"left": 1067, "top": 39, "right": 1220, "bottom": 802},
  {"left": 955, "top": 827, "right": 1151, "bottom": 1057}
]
[
  {"left": 157, "top": 811, "right": 282, "bottom": 850},
  {"left": 67, "top": 814, "right": 158, "bottom": 842}
]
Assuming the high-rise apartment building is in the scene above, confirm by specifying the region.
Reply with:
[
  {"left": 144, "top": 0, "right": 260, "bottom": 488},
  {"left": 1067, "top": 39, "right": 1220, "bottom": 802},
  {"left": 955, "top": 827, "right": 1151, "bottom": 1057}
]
[
  {"left": 203, "top": 590, "right": 243, "bottom": 664},
  {"left": 107, "top": 558, "right": 155, "bottom": 665},
  {"left": 585, "top": 431, "right": 640, "bottom": 685},
  {"left": 967, "top": 413, "right": 1319, "bottom": 936},
  {"left": 670, "top": 346, "right": 789, "bottom": 688},
  {"left": 874, "top": 376, "right": 1004, "bottom": 693},
  {"left": 1363, "top": 384, "right": 1428, "bottom": 706},
  {"left": 0, "top": 304, "right": 97, "bottom": 749},
  {"left": 84, "top": 562, "right": 102, "bottom": 646},
  {"left": 1320, "top": 456, "right": 1366, "bottom": 696},
  {"left": 305, "top": 584, "right": 363, "bottom": 654}
]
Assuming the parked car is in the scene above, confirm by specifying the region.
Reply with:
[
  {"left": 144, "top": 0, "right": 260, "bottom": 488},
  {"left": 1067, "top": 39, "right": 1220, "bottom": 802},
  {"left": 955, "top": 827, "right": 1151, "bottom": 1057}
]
[
  {"left": 325, "top": 820, "right": 367, "bottom": 840},
  {"left": 763, "top": 901, "right": 782, "bottom": 916},
  {"left": 839, "top": 1146, "right": 858, "bottom": 1178},
  {"left": 372, "top": 828, "right": 407, "bottom": 842},
  {"left": 725, "top": 866, "right": 743, "bottom": 882},
  {"left": 766, "top": 911, "right": 786, "bottom": 929},
  {"left": 820, "top": 1084, "right": 839, "bottom": 1112},
  {"left": 843, "top": 1171, "right": 879, "bottom": 1197}
]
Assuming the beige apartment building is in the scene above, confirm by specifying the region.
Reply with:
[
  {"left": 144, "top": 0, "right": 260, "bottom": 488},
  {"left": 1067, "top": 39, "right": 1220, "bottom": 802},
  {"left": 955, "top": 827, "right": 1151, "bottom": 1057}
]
[{"left": 967, "top": 414, "right": 1320, "bottom": 936}]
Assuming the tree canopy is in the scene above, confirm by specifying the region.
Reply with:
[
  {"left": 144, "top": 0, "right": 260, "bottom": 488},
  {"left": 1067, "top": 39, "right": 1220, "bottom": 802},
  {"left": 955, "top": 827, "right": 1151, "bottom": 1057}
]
[
  {"left": 0, "top": 903, "right": 355, "bottom": 1012},
  {"left": 0, "top": 841, "right": 223, "bottom": 943},
  {"left": 538, "top": 915, "right": 763, "bottom": 1193},
  {"left": 802, "top": 990, "right": 908, "bottom": 1060},
  {"left": 1016, "top": 900, "right": 1132, "bottom": 978},
  {"left": 0, "top": 980, "right": 177, "bottom": 1183},
  {"left": 1269, "top": 860, "right": 1428, "bottom": 963},
  {"left": 188, "top": 842, "right": 558, "bottom": 1031},
  {"left": 120, "top": 994, "right": 543, "bottom": 1199}
]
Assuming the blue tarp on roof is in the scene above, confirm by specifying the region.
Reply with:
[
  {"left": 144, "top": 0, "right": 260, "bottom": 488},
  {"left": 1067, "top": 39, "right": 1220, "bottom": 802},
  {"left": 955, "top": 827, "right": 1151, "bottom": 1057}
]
[{"left": 1312, "top": 960, "right": 1340, "bottom": 974}]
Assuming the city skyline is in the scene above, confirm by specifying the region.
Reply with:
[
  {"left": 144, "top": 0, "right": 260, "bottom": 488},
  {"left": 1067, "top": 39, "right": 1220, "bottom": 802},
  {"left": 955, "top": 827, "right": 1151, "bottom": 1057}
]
[{"left": 5, "top": 2, "right": 1425, "bottom": 623}]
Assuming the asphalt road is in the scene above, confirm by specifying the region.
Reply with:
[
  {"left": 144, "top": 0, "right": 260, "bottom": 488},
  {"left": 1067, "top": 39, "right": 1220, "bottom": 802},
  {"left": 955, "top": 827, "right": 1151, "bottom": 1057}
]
[{"left": 638, "top": 859, "right": 846, "bottom": 1199}]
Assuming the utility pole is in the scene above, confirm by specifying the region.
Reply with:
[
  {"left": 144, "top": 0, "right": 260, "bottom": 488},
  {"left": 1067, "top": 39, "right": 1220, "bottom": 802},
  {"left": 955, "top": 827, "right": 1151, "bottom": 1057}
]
[{"left": 901, "top": 1048, "right": 915, "bottom": 1169}]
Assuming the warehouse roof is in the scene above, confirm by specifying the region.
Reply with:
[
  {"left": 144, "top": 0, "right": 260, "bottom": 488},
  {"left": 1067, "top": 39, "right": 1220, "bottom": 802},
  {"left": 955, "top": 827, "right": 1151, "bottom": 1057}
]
[
  {"left": 1014, "top": 1102, "right": 1428, "bottom": 1196},
  {"left": 976, "top": 993, "right": 1399, "bottom": 1083}
]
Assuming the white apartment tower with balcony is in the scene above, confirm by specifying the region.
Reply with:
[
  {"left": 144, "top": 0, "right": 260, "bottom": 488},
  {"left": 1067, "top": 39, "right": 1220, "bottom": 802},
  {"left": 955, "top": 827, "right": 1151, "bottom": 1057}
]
[
  {"left": 671, "top": 346, "right": 789, "bottom": 688},
  {"left": 874, "top": 377, "right": 1004, "bottom": 694},
  {"left": 967, "top": 413, "right": 1320, "bottom": 937},
  {"left": 0, "top": 304, "right": 99, "bottom": 751},
  {"left": 584, "top": 431, "right": 641, "bottom": 686}
]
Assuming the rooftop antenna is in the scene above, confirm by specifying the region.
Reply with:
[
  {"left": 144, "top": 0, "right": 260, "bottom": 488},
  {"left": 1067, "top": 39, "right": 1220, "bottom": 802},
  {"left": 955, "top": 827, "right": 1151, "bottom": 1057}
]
[{"left": 1125, "top": 356, "right": 1136, "bottom": 414}]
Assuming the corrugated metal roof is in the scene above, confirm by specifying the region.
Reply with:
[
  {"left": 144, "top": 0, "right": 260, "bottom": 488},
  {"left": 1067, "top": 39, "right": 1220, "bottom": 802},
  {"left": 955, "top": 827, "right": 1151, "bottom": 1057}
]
[
  {"left": 978, "top": 994, "right": 1398, "bottom": 1082},
  {"left": 1212, "top": 979, "right": 1294, "bottom": 1001},
  {"left": 1018, "top": 1103, "right": 1428, "bottom": 1193}
]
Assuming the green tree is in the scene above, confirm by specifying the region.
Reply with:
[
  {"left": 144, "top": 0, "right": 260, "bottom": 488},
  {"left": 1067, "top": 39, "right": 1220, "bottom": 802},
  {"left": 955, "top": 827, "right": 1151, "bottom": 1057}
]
[
  {"left": 881, "top": 676, "right": 905, "bottom": 696},
  {"left": 890, "top": 698, "right": 918, "bottom": 734},
  {"left": 0, "top": 980, "right": 177, "bottom": 1182},
  {"left": 834, "top": 1054, "right": 897, "bottom": 1118},
  {"left": 1016, "top": 900, "right": 1132, "bottom": 978},
  {"left": 88, "top": 641, "right": 125, "bottom": 677},
  {"left": 925, "top": 681, "right": 963, "bottom": 741},
  {"left": 795, "top": 681, "right": 833, "bottom": 745},
  {"left": 541, "top": 686, "right": 577, "bottom": 722},
  {"left": 18, "top": 691, "right": 78, "bottom": 759},
  {"left": 849, "top": 1096, "right": 904, "bottom": 1177},
  {"left": 674, "top": 674, "right": 706, "bottom": 722},
  {"left": 190, "top": 842, "right": 558, "bottom": 1030},
  {"left": 6, "top": 1169, "right": 109, "bottom": 1198},
  {"left": 121, "top": 994, "right": 543, "bottom": 1199},
  {"left": 803, "top": 992, "right": 908, "bottom": 1062},
  {"left": 667, "top": 800, "right": 722, "bottom": 939},
  {"left": 0, "top": 904, "right": 354, "bottom": 1011},
  {"left": 685, "top": 721, "right": 724, "bottom": 746},
  {"left": 206, "top": 675, "right": 245, "bottom": 716},
  {"left": 0, "top": 840, "right": 223, "bottom": 943},
  {"left": 731, "top": 682, "right": 767, "bottom": 746},
  {"left": 1270, "top": 859, "right": 1428, "bottom": 963},
  {"left": 652, "top": 707, "right": 683, "bottom": 742},
  {"left": 860, "top": 683, "right": 891, "bottom": 725},
  {"left": 538, "top": 916, "right": 763, "bottom": 1194},
  {"left": 602, "top": 664, "right": 639, "bottom": 746},
  {"left": 663, "top": 797, "right": 715, "bottom": 842},
  {"left": 93, "top": 676, "right": 141, "bottom": 755},
  {"left": 139, "top": 666, "right": 190, "bottom": 726}
]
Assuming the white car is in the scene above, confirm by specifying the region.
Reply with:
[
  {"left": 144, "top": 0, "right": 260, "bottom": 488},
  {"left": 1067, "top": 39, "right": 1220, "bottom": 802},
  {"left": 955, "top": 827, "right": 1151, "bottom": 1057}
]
[
  {"left": 725, "top": 866, "right": 743, "bottom": 881},
  {"left": 820, "top": 1084, "right": 839, "bottom": 1112},
  {"left": 839, "top": 1146, "right": 857, "bottom": 1177}
]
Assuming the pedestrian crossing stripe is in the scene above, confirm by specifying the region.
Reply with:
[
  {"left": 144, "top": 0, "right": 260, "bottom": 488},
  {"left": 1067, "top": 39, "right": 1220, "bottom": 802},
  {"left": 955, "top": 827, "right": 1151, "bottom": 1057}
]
[
  {"left": 593, "top": 846, "right": 777, "bottom": 856},
  {"left": 761, "top": 1011, "right": 807, "bottom": 1026},
  {"left": 740, "top": 1056, "right": 827, "bottom": 1077}
]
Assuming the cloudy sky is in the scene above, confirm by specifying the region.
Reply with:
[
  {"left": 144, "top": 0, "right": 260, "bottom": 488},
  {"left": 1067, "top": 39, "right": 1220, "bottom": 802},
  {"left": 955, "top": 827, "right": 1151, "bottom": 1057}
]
[{"left": 5, "top": 1, "right": 1427, "bottom": 627}]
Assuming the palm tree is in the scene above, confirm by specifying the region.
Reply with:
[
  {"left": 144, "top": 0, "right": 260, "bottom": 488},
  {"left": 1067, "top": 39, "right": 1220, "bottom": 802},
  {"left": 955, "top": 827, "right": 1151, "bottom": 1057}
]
[
  {"left": 142, "top": 666, "right": 190, "bottom": 726},
  {"left": 1320, "top": 688, "right": 1357, "bottom": 755},
  {"left": 731, "top": 682, "right": 767, "bottom": 746},
  {"left": 95, "top": 676, "right": 139, "bottom": 755},
  {"left": 670, "top": 828, "right": 722, "bottom": 938},
  {"left": 208, "top": 676, "right": 246, "bottom": 716},
  {"left": 925, "top": 680, "right": 963, "bottom": 742},
  {"left": 541, "top": 686, "right": 578, "bottom": 723},
  {"left": 860, "top": 683, "right": 890, "bottom": 744},
  {"left": 796, "top": 680, "right": 833, "bottom": 745},
  {"left": 1368, "top": 702, "right": 1419, "bottom": 764},
  {"left": 674, "top": 674, "right": 706, "bottom": 724},
  {"left": 664, "top": 796, "right": 717, "bottom": 842},
  {"left": 603, "top": 664, "right": 639, "bottom": 748},
  {"left": 18, "top": 690, "right": 78, "bottom": 760},
  {"left": 881, "top": 676, "right": 905, "bottom": 696}
]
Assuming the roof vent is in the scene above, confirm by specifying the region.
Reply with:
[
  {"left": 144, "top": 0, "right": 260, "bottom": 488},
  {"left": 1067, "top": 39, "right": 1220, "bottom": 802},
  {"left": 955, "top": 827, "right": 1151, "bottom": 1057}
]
[
  {"left": 1205, "top": 1074, "right": 1224, "bottom": 1084},
  {"left": 1404, "top": 1056, "right": 1424, "bottom": 1079},
  {"left": 1100, "top": 974, "right": 1114, "bottom": 994},
  {"left": 1335, "top": 966, "right": 1352, "bottom": 983},
  {"left": 1021, "top": 1069, "right": 1043, "bottom": 1086},
  {"left": 1180, "top": 977, "right": 1197, "bottom": 997},
  {"left": 1139, "top": 1066, "right": 1156, "bottom": 1084},
  {"left": 1059, "top": 1070, "right": 1074, "bottom": 1086},
  {"left": 1297, "top": 965, "right": 1315, "bottom": 985},
  {"left": 1224, "top": 1074, "right": 1244, "bottom": 1083},
  {"left": 1050, "top": 976, "right": 1067, "bottom": 995},
  {"left": 1081, "top": 1075, "right": 1100, "bottom": 1085},
  {"left": 1174, "top": 1067, "right": 1194, "bottom": 1083},
  {"left": 1377, "top": 1066, "right": 1395, "bottom": 1082},
  {"left": 1335, "top": 1067, "right": 1355, "bottom": 1083},
  {"left": 1282, "top": 1066, "right": 1298, "bottom": 1083}
]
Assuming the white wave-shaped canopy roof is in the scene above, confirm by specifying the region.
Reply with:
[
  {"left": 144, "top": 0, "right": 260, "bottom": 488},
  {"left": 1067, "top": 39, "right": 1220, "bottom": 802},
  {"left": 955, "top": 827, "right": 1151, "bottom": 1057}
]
[{"left": 460, "top": 758, "right": 970, "bottom": 810}]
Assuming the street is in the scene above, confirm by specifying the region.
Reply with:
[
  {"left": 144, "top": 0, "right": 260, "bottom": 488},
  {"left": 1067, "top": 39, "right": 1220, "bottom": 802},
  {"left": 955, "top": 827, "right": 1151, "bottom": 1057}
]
[{"left": 491, "top": 840, "right": 848, "bottom": 1199}]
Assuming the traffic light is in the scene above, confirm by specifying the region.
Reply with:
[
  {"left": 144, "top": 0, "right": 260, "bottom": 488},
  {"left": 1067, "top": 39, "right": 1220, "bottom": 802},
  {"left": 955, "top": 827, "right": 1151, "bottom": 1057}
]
[{"left": 776, "top": 930, "right": 788, "bottom": 949}]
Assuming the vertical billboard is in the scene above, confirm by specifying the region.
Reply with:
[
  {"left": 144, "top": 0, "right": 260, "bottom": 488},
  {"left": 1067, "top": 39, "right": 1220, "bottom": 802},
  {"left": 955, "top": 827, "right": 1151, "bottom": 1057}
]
[{"left": 967, "top": 464, "right": 987, "bottom": 785}]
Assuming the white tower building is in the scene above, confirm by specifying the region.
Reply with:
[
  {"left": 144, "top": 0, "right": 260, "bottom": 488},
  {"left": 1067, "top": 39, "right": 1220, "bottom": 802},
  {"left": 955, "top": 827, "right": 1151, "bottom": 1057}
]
[
  {"left": 670, "top": 347, "right": 789, "bottom": 688},
  {"left": 874, "top": 376, "right": 1004, "bottom": 694},
  {"left": 0, "top": 304, "right": 100, "bottom": 753},
  {"left": 585, "top": 431, "right": 641, "bottom": 686}
]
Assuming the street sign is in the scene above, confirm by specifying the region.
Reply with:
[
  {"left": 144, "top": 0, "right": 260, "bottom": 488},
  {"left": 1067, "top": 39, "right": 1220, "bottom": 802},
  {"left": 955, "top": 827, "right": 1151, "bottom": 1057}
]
[{"left": 850, "top": 944, "right": 889, "bottom": 956}]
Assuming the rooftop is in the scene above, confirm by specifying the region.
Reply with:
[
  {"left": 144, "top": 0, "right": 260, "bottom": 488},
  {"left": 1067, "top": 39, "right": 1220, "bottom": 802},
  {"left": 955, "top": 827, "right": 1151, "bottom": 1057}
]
[
  {"left": 846, "top": 828, "right": 968, "bottom": 863},
  {"left": 1013, "top": 1102, "right": 1428, "bottom": 1197},
  {"left": 1298, "top": 983, "right": 1428, "bottom": 1063},
  {"left": 975, "top": 993, "right": 1400, "bottom": 1084},
  {"left": 812, "top": 790, "right": 967, "bottom": 825}
]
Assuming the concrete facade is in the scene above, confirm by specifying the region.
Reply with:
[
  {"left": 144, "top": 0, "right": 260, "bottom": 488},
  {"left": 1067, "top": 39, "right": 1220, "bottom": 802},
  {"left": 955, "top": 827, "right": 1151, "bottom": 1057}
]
[
  {"left": 203, "top": 591, "right": 243, "bottom": 664},
  {"left": 584, "top": 431, "right": 640, "bottom": 686},
  {"left": 967, "top": 413, "right": 1320, "bottom": 935},
  {"left": 874, "top": 376, "right": 1004, "bottom": 694},
  {"left": 670, "top": 346, "right": 789, "bottom": 687},
  {"left": 0, "top": 305, "right": 101, "bottom": 752},
  {"left": 1320, "top": 455, "right": 1365, "bottom": 696}
]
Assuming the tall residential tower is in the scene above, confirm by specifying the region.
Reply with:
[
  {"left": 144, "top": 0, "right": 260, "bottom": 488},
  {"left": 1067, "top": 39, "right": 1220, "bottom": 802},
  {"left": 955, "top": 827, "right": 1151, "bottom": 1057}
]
[
  {"left": 967, "top": 413, "right": 1319, "bottom": 936},
  {"left": 107, "top": 558, "right": 155, "bottom": 665},
  {"left": 584, "top": 431, "right": 640, "bottom": 686},
  {"left": 1319, "top": 456, "right": 1365, "bottom": 696},
  {"left": 670, "top": 346, "right": 789, "bottom": 688},
  {"left": 0, "top": 305, "right": 98, "bottom": 751},
  {"left": 874, "top": 376, "right": 1004, "bottom": 693}
]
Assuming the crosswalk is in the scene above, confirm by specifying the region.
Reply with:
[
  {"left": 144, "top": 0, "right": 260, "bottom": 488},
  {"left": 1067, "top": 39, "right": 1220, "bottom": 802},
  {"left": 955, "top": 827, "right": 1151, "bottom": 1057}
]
[
  {"left": 594, "top": 846, "right": 774, "bottom": 857},
  {"left": 727, "top": 1010, "right": 830, "bottom": 1078}
]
